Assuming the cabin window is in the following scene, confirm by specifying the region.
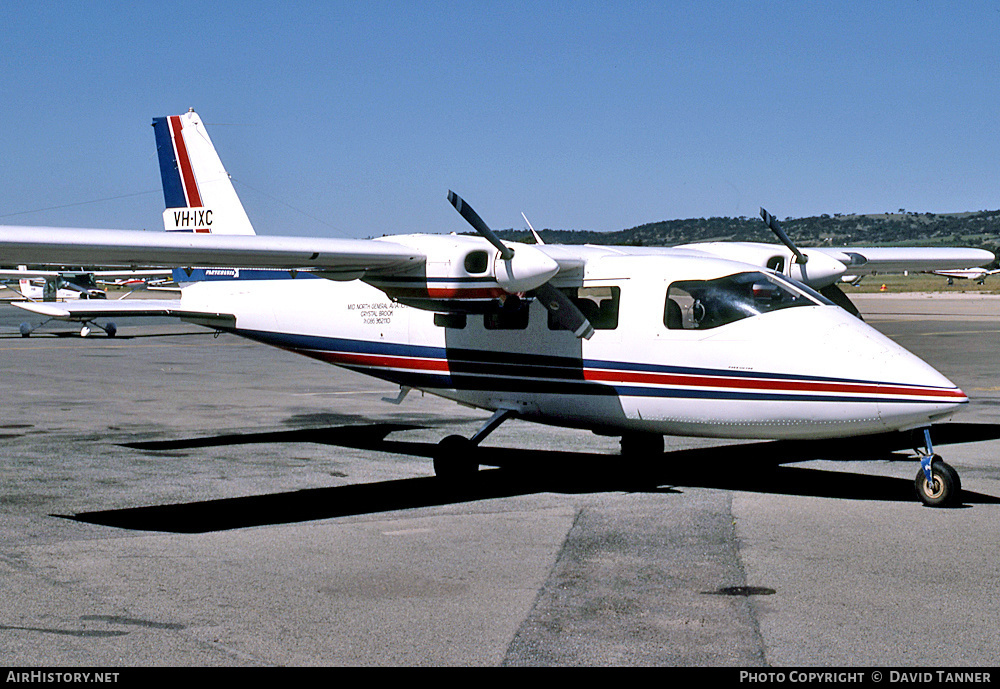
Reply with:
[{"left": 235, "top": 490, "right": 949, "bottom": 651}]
[
  {"left": 434, "top": 313, "right": 467, "bottom": 329},
  {"left": 547, "top": 286, "right": 620, "bottom": 331},
  {"left": 664, "top": 271, "right": 825, "bottom": 330},
  {"left": 464, "top": 250, "right": 490, "bottom": 274}
]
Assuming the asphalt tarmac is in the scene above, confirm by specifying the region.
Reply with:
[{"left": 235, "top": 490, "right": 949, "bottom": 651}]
[{"left": 2, "top": 292, "right": 1000, "bottom": 667}]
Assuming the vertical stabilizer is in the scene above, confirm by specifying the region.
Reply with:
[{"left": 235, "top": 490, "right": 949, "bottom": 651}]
[
  {"left": 16, "top": 266, "right": 32, "bottom": 299},
  {"left": 152, "top": 110, "right": 256, "bottom": 235}
]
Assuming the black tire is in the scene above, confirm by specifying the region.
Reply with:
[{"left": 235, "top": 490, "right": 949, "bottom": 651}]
[
  {"left": 914, "top": 458, "right": 962, "bottom": 507},
  {"left": 433, "top": 435, "right": 478, "bottom": 482},
  {"left": 620, "top": 432, "right": 664, "bottom": 457}
]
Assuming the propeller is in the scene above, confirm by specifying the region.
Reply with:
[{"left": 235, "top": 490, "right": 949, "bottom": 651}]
[
  {"left": 448, "top": 190, "right": 513, "bottom": 261},
  {"left": 759, "top": 208, "right": 847, "bottom": 288},
  {"left": 447, "top": 191, "right": 593, "bottom": 339},
  {"left": 760, "top": 208, "right": 806, "bottom": 264},
  {"left": 534, "top": 282, "right": 595, "bottom": 339}
]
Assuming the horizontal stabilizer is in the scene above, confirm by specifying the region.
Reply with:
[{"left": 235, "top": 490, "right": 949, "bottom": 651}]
[{"left": 11, "top": 298, "right": 237, "bottom": 329}]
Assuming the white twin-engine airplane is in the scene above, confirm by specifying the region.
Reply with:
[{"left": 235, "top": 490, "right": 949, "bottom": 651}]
[{"left": 1, "top": 110, "right": 995, "bottom": 507}]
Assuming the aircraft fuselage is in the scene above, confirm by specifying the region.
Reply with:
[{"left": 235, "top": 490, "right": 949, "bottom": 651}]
[{"left": 177, "top": 252, "right": 966, "bottom": 441}]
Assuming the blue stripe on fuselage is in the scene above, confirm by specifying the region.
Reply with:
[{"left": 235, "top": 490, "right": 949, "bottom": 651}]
[{"left": 171, "top": 268, "right": 322, "bottom": 283}]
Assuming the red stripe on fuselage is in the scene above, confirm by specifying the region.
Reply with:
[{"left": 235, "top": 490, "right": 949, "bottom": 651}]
[
  {"left": 308, "top": 350, "right": 451, "bottom": 372},
  {"left": 583, "top": 368, "right": 966, "bottom": 400},
  {"left": 169, "top": 116, "right": 203, "bottom": 208}
]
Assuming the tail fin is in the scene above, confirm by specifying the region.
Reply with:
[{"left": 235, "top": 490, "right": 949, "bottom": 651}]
[
  {"left": 152, "top": 109, "right": 256, "bottom": 235},
  {"left": 17, "top": 266, "right": 32, "bottom": 298}
]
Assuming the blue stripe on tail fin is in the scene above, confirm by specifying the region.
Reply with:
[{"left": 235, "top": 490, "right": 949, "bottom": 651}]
[{"left": 152, "top": 117, "right": 187, "bottom": 209}]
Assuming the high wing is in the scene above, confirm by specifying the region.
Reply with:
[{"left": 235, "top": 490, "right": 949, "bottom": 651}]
[
  {"left": 0, "top": 226, "right": 424, "bottom": 280},
  {"left": 0, "top": 225, "right": 429, "bottom": 330},
  {"left": 0, "top": 268, "right": 169, "bottom": 280},
  {"left": 0, "top": 268, "right": 66, "bottom": 280},
  {"left": 814, "top": 246, "right": 996, "bottom": 276},
  {"left": 674, "top": 242, "right": 994, "bottom": 287},
  {"left": 676, "top": 209, "right": 994, "bottom": 288}
]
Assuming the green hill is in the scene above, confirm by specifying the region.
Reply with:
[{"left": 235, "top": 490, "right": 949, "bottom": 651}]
[{"left": 494, "top": 210, "right": 1000, "bottom": 266}]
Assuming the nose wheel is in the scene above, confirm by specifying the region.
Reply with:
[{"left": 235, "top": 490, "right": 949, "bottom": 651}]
[
  {"left": 915, "top": 457, "right": 962, "bottom": 507},
  {"left": 913, "top": 429, "right": 962, "bottom": 507}
]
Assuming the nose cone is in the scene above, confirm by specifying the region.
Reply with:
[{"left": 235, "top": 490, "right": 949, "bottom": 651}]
[
  {"left": 709, "top": 305, "right": 968, "bottom": 438},
  {"left": 807, "top": 308, "right": 968, "bottom": 429}
]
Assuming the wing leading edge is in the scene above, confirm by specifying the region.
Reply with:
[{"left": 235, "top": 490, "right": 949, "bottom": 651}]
[
  {"left": 0, "top": 226, "right": 425, "bottom": 280},
  {"left": 814, "top": 246, "right": 996, "bottom": 275}
]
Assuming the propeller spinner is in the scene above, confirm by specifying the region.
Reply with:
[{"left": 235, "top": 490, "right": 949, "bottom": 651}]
[{"left": 447, "top": 191, "right": 594, "bottom": 339}]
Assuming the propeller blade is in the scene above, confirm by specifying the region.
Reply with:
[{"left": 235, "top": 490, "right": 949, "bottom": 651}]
[
  {"left": 448, "top": 191, "right": 514, "bottom": 260},
  {"left": 535, "top": 282, "right": 594, "bottom": 339},
  {"left": 447, "top": 190, "right": 592, "bottom": 338},
  {"left": 760, "top": 208, "right": 807, "bottom": 265}
]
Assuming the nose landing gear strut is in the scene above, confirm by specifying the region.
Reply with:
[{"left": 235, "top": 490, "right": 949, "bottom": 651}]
[{"left": 914, "top": 428, "right": 962, "bottom": 507}]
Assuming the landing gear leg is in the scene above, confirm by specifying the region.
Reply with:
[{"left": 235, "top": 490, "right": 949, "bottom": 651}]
[
  {"left": 913, "top": 427, "right": 962, "bottom": 507},
  {"left": 433, "top": 408, "right": 518, "bottom": 482}
]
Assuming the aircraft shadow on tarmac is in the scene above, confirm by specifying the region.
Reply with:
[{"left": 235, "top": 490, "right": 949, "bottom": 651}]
[{"left": 65, "top": 422, "right": 1000, "bottom": 533}]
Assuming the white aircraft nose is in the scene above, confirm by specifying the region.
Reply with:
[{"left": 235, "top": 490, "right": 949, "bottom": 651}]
[
  {"left": 818, "top": 309, "right": 968, "bottom": 430},
  {"left": 713, "top": 305, "right": 968, "bottom": 438},
  {"left": 872, "top": 345, "right": 968, "bottom": 430}
]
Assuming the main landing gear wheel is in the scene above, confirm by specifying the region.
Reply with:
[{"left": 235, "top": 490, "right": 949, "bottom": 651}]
[
  {"left": 433, "top": 435, "right": 479, "bottom": 483},
  {"left": 432, "top": 409, "right": 518, "bottom": 483},
  {"left": 914, "top": 457, "right": 962, "bottom": 508}
]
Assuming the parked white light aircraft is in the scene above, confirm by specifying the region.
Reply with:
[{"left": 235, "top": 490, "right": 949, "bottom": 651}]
[
  {"left": 0, "top": 267, "right": 107, "bottom": 301},
  {"left": 1, "top": 266, "right": 172, "bottom": 336},
  {"left": 931, "top": 267, "right": 1000, "bottom": 285},
  {"left": 1, "top": 111, "right": 994, "bottom": 507}
]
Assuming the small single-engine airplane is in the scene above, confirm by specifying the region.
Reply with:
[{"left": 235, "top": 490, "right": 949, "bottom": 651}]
[
  {"left": 931, "top": 267, "right": 1000, "bottom": 285},
  {"left": 1, "top": 266, "right": 172, "bottom": 336},
  {"left": 0, "top": 266, "right": 107, "bottom": 301},
  {"left": 0, "top": 110, "right": 994, "bottom": 507}
]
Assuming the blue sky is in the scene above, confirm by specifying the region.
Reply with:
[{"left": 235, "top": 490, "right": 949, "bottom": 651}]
[{"left": 3, "top": 1, "right": 999, "bottom": 238}]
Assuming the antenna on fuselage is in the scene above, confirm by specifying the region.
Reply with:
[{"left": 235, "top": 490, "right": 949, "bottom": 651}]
[{"left": 521, "top": 212, "right": 545, "bottom": 245}]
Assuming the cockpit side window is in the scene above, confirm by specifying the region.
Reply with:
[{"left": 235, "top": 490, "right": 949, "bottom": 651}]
[{"left": 664, "top": 271, "right": 825, "bottom": 330}]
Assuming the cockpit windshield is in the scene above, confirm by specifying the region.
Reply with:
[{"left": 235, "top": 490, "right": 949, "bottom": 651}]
[{"left": 664, "top": 271, "right": 832, "bottom": 330}]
